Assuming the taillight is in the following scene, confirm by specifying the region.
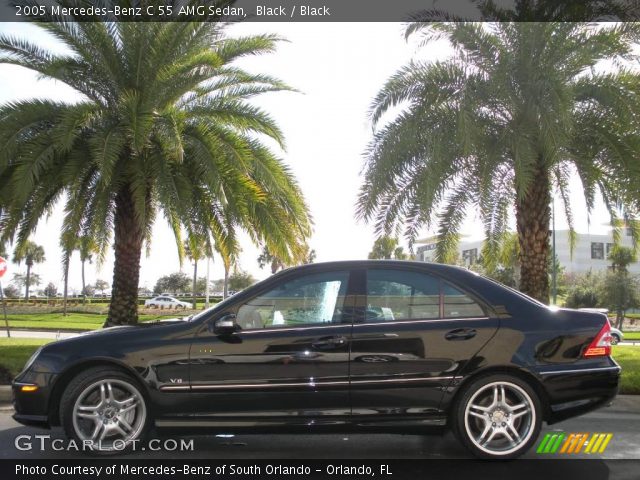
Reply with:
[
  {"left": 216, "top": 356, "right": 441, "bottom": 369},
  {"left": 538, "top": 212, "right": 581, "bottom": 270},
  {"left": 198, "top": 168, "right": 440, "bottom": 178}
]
[{"left": 583, "top": 321, "right": 612, "bottom": 357}]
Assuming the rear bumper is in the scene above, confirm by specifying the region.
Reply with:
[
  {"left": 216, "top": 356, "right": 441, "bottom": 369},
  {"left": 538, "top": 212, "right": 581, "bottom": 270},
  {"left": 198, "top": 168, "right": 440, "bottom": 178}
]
[{"left": 536, "top": 363, "right": 620, "bottom": 424}]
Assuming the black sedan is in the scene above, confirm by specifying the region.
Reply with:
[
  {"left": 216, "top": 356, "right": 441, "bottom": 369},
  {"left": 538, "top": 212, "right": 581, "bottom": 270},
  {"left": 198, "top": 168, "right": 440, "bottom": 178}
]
[{"left": 12, "top": 261, "right": 620, "bottom": 459}]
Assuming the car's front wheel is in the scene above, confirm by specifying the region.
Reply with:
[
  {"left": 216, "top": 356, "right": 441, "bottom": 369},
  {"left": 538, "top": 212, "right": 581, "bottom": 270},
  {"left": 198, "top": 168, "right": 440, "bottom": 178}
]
[
  {"left": 60, "top": 366, "right": 150, "bottom": 455},
  {"left": 452, "top": 374, "right": 542, "bottom": 459}
]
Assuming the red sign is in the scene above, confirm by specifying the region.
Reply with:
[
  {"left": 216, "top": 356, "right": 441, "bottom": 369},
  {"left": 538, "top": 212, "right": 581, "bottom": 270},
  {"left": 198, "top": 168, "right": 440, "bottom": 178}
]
[{"left": 0, "top": 256, "right": 6, "bottom": 279}]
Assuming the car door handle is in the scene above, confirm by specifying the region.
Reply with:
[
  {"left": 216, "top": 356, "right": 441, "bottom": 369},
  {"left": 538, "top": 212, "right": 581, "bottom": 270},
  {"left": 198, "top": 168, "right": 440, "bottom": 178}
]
[
  {"left": 445, "top": 328, "right": 477, "bottom": 341},
  {"left": 312, "top": 335, "right": 348, "bottom": 349}
]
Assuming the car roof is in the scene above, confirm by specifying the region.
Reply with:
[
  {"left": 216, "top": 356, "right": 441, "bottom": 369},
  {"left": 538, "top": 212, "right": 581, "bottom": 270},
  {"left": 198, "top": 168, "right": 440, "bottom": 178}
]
[
  {"left": 278, "top": 260, "right": 476, "bottom": 278},
  {"left": 270, "top": 260, "right": 540, "bottom": 311}
]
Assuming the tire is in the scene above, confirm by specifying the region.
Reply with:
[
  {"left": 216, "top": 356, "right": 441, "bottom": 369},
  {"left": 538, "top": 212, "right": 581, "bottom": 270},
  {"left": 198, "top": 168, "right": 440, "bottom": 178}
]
[
  {"left": 60, "top": 366, "right": 150, "bottom": 455},
  {"left": 611, "top": 334, "right": 620, "bottom": 345},
  {"left": 452, "top": 374, "right": 542, "bottom": 459}
]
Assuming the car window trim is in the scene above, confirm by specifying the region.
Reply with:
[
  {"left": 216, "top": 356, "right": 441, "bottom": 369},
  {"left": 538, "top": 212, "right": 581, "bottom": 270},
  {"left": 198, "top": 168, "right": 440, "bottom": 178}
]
[{"left": 359, "top": 268, "right": 491, "bottom": 325}]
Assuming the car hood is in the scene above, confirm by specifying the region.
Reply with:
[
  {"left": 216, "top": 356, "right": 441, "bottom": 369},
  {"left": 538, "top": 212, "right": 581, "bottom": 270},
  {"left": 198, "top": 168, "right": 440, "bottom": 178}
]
[{"left": 76, "top": 317, "right": 188, "bottom": 337}]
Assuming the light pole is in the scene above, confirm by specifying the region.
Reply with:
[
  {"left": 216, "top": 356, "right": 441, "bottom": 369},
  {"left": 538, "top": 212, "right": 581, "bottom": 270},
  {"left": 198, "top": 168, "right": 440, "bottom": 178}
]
[
  {"left": 205, "top": 257, "right": 210, "bottom": 309},
  {"left": 551, "top": 196, "right": 557, "bottom": 306}
]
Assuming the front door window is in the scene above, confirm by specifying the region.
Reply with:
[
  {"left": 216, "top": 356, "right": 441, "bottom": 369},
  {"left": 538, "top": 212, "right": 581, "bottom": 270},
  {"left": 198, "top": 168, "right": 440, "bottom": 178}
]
[{"left": 236, "top": 271, "right": 350, "bottom": 329}]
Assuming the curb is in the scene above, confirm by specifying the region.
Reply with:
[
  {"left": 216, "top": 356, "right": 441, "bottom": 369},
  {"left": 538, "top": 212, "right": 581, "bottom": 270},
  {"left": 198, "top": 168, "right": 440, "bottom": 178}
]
[
  {"left": 1, "top": 327, "right": 86, "bottom": 333},
  {"left": 0, "top": 385, "right": 11, "bottom": 403}
]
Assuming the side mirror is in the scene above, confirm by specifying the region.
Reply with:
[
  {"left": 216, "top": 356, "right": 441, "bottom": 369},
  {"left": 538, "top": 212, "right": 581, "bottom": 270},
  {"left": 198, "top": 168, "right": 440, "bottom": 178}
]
[{"left": 212, "top": 313, "right": 238, "bottom": 335}]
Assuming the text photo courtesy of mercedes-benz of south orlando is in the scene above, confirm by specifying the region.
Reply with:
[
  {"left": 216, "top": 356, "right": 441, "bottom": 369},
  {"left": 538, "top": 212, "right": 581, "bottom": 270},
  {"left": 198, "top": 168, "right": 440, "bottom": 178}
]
[{"left": 0, "top": 1, "right": 639, "bottom": 479}]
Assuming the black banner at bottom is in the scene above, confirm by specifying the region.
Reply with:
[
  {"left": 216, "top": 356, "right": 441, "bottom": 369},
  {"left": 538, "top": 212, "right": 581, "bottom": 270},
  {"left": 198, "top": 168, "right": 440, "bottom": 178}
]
[{"left": 2, "top": 459, "right": 640, "bottom": 480}]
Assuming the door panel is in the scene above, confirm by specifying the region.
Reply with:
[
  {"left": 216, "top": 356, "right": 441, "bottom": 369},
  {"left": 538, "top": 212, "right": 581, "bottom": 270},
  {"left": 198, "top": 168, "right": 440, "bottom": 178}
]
[
  {"left": 186, "top": 270, "right": 353, "bottom": 422},
  {"left": 349, "top": 268, "right": 499, "bottom": 422}
]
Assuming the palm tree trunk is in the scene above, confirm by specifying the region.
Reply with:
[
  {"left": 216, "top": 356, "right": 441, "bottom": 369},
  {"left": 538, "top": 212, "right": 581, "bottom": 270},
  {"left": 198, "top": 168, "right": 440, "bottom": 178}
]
[
  {"left": 192, "top": 260, "right": 198, "bottom": 309},
  {"left": 25, "top": 263, "right": 31, "bottom": 301},
  {"left": 105, "top": 187, "right": 144, "bottom": 327},
  {"left": 223, "top": 264, "right": 229, "bottom": 299},
  {"left": 515, "top": 165, "right": 551, "bottom": 303}
]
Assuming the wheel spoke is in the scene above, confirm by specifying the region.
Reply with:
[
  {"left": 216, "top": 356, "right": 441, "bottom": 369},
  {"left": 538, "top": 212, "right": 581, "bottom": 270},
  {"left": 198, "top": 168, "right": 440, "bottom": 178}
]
[
  {"left": 510, "top": 404, "right": 530, "bottom": 419},
  {"left": 491, "top": 385, "right": 499, "bottom": 407},
  {"left": 99, "top": 383, "right": 106, "bottom": 403},
  {"left": 90, "top": 423, "right": 103, "bottom": 441},
  {"left": 477, "top": 423, "right": 493, "bottom": 444},
  {"left": 77, "top": 403, "right": 99, "bottom": 412},
  {"left": 112, "top": 423, "right": 128, "bottom": 438},
  {"left": 120, "top": 402, "right": 138, "bottom": 415},
  {"left": 77, "top": 411, "right": 99, "bottom": 420},
  {"left": 502, "top": 428, "right": 516, "bottom": 446},
  {"left": 481, "top": 428, "right": 498, "bottom": 447},
  {"left": 106, "top": 382, "right": 115, "bottom": 402},
  {"left": 507, "top": 423, "right": 522, "bottom": 443},
  {"left": 117, "top": 395, "right": 137, "bottom": 407},
  {"left": 117, "top": 416, "right": 133, "bottom": 433},
  {"left": 469, "top": 410, "right": 486, "bottom": 420},
  {"left": 470, "top": 403, "right": 490, "bottom": 414},
  {"left": 499, "top": 385, "right": 506, "bottom": 405}
]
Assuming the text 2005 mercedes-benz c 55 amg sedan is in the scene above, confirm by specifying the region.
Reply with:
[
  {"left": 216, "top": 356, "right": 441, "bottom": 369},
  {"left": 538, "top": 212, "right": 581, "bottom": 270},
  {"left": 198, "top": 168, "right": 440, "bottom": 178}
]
[{"left": 12, "top": 261, "right": 620, "bottom": 459}]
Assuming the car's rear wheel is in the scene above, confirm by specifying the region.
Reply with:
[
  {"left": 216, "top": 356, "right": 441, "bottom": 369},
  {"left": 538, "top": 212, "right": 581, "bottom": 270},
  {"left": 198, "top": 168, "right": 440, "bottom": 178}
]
[
  {"left": 60, "top": 366, "right": 149, "bottom": 455},
  {"left": 453, "top": 374, "right": 541, "bottom": 459},
  {"left": 610, "top": 333, "right": 620, "bottom": 345}
]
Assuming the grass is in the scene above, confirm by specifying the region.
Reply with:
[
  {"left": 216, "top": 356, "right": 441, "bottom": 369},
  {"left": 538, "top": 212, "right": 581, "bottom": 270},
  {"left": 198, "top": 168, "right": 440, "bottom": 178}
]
[
  {"left": 622, "top": 331, "right": 640, "bottom": 341},
  {"left": 1, "top": 312, "right": 189, "bottom": 331},
  {"left": 612, "top": 346, "right": 640, "bottom": 395},
  {"left": 0, "top": 338, "right": 53, "bottom": 376}
]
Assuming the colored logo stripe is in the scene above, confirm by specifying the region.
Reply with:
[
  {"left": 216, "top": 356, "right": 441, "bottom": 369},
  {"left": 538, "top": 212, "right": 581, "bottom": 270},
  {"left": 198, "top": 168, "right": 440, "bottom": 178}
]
[
  {"left": 537, "top": 432, "right": 613, "bottom": 454},
  {"left": 585, "top": 433, "right": 613, "bottom": 454},
  {"left": 537, "top": 432, "right": 566, "bottom": 453},
  {"left": 560, "top": 433, "right": 589, "bottom": 454}
]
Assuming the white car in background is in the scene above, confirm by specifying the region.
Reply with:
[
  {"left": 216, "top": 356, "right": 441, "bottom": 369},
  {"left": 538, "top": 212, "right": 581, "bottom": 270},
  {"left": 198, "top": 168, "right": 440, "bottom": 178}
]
[
  {"left": 144, "top": 295, "right": 190, "bottom": 309},
  {"left": 578, "top": 308, "right": 624, "bottom": 344}
]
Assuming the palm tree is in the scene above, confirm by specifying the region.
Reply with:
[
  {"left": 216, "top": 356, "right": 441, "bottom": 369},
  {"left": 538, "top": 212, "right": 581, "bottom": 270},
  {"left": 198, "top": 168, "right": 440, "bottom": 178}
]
[
  {"left": 357, "top": 22, "right": 640, "bottom": 302},
  {"left": 77, "top": 236, "right": 98, "bottom": 302},
  {"left": 60, "top": 236, "right": 72, "bottom": 316},
  {"left": 608, "top": 245, "right": 637, "bottom": 272},
  {"left": 184, "top": 235, "right": 211, "bottom": 309},
  {"left": 12, "top": 240, "right": 45, "bottom": 300},
  {"left": 257, "top": 245, "right": 285, "bottom": 274},
  {"left": 368, "top": 236, "right": 406, "bottom": 260},
  {"left": 258, "top": 243, "right": 316, "bottom": 274},
  {"left": 0, "top": 8, "right": 311, "bottom": 325}
]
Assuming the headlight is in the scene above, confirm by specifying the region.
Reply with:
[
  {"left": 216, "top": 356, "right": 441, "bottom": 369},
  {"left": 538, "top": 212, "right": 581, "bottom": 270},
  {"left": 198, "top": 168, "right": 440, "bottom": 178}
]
[{"left": 21, "top": 347, "right": 43, "bottom": 373}]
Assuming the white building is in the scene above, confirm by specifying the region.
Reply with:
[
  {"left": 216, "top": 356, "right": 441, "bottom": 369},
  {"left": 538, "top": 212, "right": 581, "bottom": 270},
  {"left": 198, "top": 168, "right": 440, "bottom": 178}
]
[{"left": 415, "top": 228, "right": 640, "bottom": 275}]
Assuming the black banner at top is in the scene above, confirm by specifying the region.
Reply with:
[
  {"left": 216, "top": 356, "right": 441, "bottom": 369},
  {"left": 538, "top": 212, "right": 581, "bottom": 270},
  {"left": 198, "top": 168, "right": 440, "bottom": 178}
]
[{"left": 1, "top": 0, "right": 640, "bottom": 23}]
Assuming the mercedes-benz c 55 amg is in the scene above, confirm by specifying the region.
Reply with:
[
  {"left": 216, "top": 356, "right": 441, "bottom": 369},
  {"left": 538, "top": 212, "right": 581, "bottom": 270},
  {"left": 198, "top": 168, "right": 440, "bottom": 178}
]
[{"left": 12, "top": 261, "right": 620, "bottom": 458}]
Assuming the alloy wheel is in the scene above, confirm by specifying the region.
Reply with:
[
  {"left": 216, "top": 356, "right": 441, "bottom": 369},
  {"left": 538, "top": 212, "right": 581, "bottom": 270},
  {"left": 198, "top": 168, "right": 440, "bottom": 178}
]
[
  {"left": 463, "top": 381, "right": 536, "bottom": 456},
  {"left": 72, "top": 378, "right": 146, "bottom": 451}
]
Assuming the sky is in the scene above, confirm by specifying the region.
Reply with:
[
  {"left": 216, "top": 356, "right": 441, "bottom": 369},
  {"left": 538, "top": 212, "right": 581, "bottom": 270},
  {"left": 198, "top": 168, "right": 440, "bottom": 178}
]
[{"left": 0, "top": 22, "right": 615, "bottom": 294}]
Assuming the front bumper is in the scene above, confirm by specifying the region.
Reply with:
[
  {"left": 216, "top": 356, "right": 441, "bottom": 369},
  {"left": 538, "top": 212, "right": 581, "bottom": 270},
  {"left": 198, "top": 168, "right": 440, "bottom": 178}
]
[{"left": 12, "top": 371, "right": 58, "bottom": 429}]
